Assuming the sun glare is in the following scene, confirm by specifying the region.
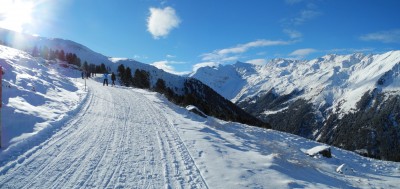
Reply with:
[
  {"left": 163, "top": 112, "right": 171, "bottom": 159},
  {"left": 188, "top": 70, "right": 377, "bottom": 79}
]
[{"left": 0, "top": 0, "right": 34, "bottom": 32}]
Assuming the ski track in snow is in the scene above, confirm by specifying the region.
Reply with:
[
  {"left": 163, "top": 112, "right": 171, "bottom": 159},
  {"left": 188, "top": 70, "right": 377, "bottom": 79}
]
[{"left": 0, "top": 79, "right": 207, "bottom": 189}]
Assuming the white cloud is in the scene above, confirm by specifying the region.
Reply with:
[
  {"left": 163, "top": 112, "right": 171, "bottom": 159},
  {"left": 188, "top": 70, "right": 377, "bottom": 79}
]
[
  {"left": 283, "top": 29, "right": 302, "bottom": 39},
  {"left": 201, "top": 39, "right": 292, "bottom": 63},
  {"left": 246, "top": 59, "right": 268, "bottom": 65},
  {"left": 192, "top": 62, "right": 220, "bottom": 72},
  {"left": 218, "top": 40, "right": 291, "bottom": 56},
  {"left": 166, "top": 54, "right": 176, "bottom": 58},
  {"left": 147, "top": 7, "right": 181, "bottom": 39},
  {"left": 133, "top": 54, "right": 149, "bottom": 60},
  {"left": 360, "top": 29, "right": 400, "bottom": 43},
  {"left": 151, "top": 60, "right": 189, "bottom": 75},
  {"left": 289, "top": 48, "right": 317, "bottom": 58},
  {"left": 293, "top": 9, "right": 321, "bottom": 25},
  {"left": 327, "top": 48, "right": 375, "bottom": 54},
  {"left": 282, "top": 1, "right": 322, "bottom": 27}
]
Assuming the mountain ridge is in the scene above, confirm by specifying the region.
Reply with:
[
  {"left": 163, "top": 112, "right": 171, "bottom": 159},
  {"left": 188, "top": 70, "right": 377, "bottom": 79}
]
[
  {"left": 0, "top": 28, "right": 268, "bottom": 129},
  {"left": 191, "top": 51, "right": 400, "bottom": 161}
]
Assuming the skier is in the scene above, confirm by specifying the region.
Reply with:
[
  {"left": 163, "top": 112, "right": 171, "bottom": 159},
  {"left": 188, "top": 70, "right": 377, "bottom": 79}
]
[
  {"left": 103, "top": 72, "right": 109, "bottom": 86},
  {"left": 111, "top": 72, "right": 116, "bottom": 86}
]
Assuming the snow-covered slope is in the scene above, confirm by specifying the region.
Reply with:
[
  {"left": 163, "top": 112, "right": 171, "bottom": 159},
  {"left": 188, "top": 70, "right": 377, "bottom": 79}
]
[
  {"left": 0, "top": 28, "right": 265, "bottom": 128},
  {"left": 191, "top": 51, "right": 400, "bottom": 113},
  {"left": 0, "top": 45, "right": 86, "bottom": 148},
  {"left": 0, "top": 28, "right": 188, "bottom": 95},
  {"left": 0, "top": 28, "right": 112, "bottom": 67},
  {"left": 191, "top": 52, "right": 400, "bottom": 161},
  {"left": 0, "top": 73, "right": 399, "bottom": 188},
  {"left": 0, "top": 40, "right": 399, "bottom": 188}
]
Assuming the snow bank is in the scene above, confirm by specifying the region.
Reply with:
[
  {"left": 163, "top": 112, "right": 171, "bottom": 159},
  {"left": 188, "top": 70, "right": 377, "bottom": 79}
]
[
  {"left": 186, "top": 105, "right": 207, "bottom": 118},
  {"left": 0, "top": 45, "right": 86, "bottom": 148},
  {"left": 146, "top": 90, "right": 400, "bottom": 189},
  {"left": 304, "top": 145, "right": 331, "bottom": 158}
]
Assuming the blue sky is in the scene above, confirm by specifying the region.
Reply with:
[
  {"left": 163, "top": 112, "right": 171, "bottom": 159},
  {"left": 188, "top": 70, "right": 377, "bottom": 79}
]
[{"left": 1, "top": 0, "right": 400, "bottom": 74}]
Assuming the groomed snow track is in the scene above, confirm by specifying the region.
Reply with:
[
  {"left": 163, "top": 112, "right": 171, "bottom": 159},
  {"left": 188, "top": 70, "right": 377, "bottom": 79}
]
[{"left": 0, "top": 79, "right": 208, "bottom": 189}]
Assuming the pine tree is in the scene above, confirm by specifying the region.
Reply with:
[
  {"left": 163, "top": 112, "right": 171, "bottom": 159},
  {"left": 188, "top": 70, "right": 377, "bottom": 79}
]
[
  {"left": 155, "top": 78, "right": 166, "bottom": 93},
  {"left": 89, "top": 64, "right": 96, "bottom": 73},
  {"left": 117, "top": 64, "right": 126, "bottom": 85},
  {"left": 83, "top": 61, "right": 89, "bottom": 71},
  {"left": 75, "top": 57, "right": 81, "bottom": 67},
  {"left": 59, "top": 50, "right": 65, "bottom": 61},
  {"left": 117, "top": 64, "right": 125, "bottom": 76},
  {"left": 124, "top": 67, "right": 133, "bottom": 87},
  {"left": 132, "top": 69, "right": 150, "bottom": 89},
  {"left": 122, "top": 67, "right": 132, "bottom": 87},
  {"left": 100, "top": 63, "right": 107, "bottom": 73}
]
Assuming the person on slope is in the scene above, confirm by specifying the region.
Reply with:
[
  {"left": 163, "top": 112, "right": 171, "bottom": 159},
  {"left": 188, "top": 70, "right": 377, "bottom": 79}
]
[
  {"left": 111, "top": 72, "right": 116, "bottom": 87},
  {"left": 103, "top": 72, "right": 109, "bottom": 86}
]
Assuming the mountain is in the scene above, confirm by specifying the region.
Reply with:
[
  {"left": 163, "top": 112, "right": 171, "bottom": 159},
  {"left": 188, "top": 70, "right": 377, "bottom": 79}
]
[
  {"left": 191, "top": 52, "right": 400, "bottom": 161},
  {"left": 0, "top": 28, "right": 267, "bottom": 129},
  {"left": 1, "top": 44, "right": 399, "bottom": 188}
]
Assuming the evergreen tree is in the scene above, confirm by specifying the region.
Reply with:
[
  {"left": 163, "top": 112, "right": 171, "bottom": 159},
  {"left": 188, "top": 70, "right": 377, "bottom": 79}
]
[
  {"left": 155, "top": 78, "right": 166, "bottom": 93},
  {"left": 59, "top": 50, "right": 65, "bottom": 61},
  {"left": 95, "top": 65, "right": 101, "bottom": 73},
  {"left": 123, "top": 67, "right": 133, "bottom": 87},
  {"left": 83, "top": 61, "right": 89, "bottom": 71},
  {"left": 117, "top": 64, "right": 126, "bottom": 83},
  {"left": 100, "top": 63, "right": 107, "bottom": 73},
  {"left": 89, "top": 64, "right": 96, "bottom": 73},
  {"left": 132, "top": 69, "right": 150, "bottom": 89},
  {"left": 75, "top": 57, "right": 81, "bottom": 67},
  {"left": 66, "top": 53, "right": 73, "bottom": 64}
]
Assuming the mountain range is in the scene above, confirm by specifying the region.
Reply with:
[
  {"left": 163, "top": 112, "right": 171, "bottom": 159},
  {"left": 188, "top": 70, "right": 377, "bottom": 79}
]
[
  {"left": 1, "top": 27, "right": 399, "bottom": 161},
  {"left": 0, "top": 27, "right": 266, "bottom": 129},
  {"left": 191, "top": 52, "right": 400, "bottom": 161}
]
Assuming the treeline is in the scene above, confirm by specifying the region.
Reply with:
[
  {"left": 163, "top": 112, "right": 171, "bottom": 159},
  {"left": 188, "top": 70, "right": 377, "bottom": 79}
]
[
  {"left": 319, "top": 90, "right": 400, "bottom": 161},
  {"left": 117, "top": 64, "right": 150, "bottom": 88},
  {"left": 83, "top": 62, "right": 110, "bottom": 74},
  {"left": 31, "top": 46, "right": 82, "bottom": 68},
  {"left": 243, "top": 88, "right": 400, "bottom": 162},
  {"left": 115, "top": 63, "right": 269, "bottom": 128},
  {"left": 30, "top": 45, "right": 112, "bottom": 73}
]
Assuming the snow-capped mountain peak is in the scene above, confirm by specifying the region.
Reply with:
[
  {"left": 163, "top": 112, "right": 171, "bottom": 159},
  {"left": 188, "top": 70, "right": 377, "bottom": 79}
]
[
  {"left": 191, "top": 50, "right": 400, "bottom": 161},
  {"left": 192, "top": 50, "right": 400, "bottom": 113}
]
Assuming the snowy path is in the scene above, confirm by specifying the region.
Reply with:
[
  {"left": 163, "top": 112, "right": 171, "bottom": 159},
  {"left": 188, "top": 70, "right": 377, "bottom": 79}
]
[{"left": 0, "top": 79, "right": 207, "bottom": 189}]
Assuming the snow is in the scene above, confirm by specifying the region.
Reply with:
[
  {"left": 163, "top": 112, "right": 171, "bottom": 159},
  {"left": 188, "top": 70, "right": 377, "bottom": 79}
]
[
  {"left": 0, "top": 45, "right": 86, "bottom": 148},
  {"left": 304, "top": 145, "right": 330, "bottom": 156},
  {"left": 150, "top": 92, "right": 400, "bottom": 188},
  {"left": 191, "top": 51, "right": 400, "bottom": 114},
  {"left": 0, "top": 41, "right": 400, "bottom": 188}
]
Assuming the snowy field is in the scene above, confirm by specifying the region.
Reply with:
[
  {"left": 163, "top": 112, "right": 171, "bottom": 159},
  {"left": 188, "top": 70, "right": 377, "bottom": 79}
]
[{"left": 0, "top": 45, "right": 399, "bottom": 188}]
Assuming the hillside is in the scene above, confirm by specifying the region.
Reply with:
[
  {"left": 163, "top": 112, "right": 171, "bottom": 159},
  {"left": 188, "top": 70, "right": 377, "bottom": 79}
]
[
  {"left": 0, "top": 28, "right": 266, "bottom": 128},
  {"left": 0, "top": 45, "right": 399, "bottom": 188},
  {"left": 0, "top": 45, "right": 86, "bottom": 148},
  {"left": 191, "top": 52, "right": 400, "bottom": 161}
]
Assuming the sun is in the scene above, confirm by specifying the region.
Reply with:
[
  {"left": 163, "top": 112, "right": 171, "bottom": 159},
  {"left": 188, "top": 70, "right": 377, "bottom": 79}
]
[{"left": 0, "top": 0, "right": 35, "bottom": 32}]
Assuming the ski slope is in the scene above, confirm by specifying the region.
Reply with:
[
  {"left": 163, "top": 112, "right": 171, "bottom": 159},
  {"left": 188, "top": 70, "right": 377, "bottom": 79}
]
[
  {"left": 0, "top": 43, "right": 398, "bottom": 188},
  {"left": 0, "top": 78, "right": 399, "bottom": 188},
  {"left": 0, "top": 79, "right": 207, "bottom": 189}
]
